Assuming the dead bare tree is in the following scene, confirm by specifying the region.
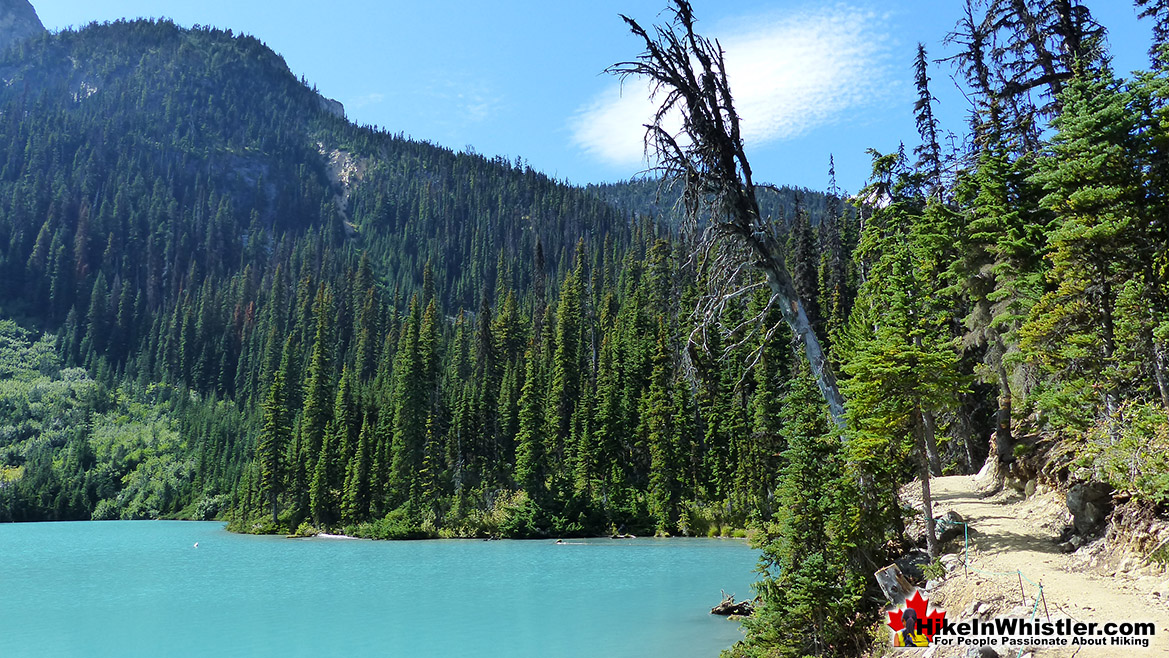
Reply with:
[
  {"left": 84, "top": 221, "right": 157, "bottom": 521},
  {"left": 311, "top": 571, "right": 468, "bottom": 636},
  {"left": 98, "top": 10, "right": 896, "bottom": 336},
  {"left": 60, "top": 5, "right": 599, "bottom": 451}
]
[{"left": 608, "top": 0, "right": 847, "bottom": 428}]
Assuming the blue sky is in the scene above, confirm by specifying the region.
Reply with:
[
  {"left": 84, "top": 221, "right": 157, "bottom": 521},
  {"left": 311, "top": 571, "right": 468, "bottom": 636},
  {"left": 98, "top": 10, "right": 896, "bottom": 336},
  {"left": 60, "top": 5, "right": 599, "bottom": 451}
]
[{"left": 33, "top": 1, "right": 1157, "bottom": 193}]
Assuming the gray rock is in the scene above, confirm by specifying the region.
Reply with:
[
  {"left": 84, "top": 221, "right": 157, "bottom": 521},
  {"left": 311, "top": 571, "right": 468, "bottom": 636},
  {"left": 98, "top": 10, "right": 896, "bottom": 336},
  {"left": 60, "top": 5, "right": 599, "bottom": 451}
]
[
  {"left": 1067, "top": 482, "right": 1113, "bottom": 535},
  {"left": 316, "top": 95, "right": 346, "bottom": 120},
  {"left": 966, "top": 647, "right": 999, "bottom": 658},
  {"left": 937, "top": 510, "right": 967, "bottom": 544},
  {"left": 0, "top": 0, "right": 45, "bottom": 53},
  {"left": 895, "top": 548, "right": 932, "bottom": 581}
]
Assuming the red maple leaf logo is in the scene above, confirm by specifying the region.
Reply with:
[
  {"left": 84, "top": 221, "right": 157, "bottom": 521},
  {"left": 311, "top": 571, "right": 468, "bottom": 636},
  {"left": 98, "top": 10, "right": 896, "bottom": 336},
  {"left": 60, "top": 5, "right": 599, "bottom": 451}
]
[{"left": 886, "top": 590, "right": 947, "bottom": 642}]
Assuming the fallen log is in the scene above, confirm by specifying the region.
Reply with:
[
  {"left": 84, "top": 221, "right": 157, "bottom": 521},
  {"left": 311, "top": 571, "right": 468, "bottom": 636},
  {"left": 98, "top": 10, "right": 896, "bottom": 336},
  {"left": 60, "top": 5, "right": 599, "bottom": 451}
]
[{"left": 710, "top": 591, "right": 756, "bottom": 616}]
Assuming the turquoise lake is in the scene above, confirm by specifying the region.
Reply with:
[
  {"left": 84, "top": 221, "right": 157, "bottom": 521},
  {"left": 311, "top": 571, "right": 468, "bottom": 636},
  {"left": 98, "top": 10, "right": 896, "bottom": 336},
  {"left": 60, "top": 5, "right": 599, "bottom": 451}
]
[{"left": 0, "top": 522, "right": 759, "bottom": 657}]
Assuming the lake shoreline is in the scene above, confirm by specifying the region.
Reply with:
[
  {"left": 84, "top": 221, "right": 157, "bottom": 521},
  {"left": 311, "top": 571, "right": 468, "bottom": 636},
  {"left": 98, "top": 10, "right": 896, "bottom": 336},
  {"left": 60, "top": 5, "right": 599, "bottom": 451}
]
[{"left": 234, "top": 519, "right": 755, "bottom": 543}]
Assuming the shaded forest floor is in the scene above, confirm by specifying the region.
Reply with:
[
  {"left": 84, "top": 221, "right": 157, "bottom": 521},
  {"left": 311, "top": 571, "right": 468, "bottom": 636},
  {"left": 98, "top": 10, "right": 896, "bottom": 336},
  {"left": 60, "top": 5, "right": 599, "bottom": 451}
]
[{"left": 896, "top": 475, "right": 1169, "bottom": 657}]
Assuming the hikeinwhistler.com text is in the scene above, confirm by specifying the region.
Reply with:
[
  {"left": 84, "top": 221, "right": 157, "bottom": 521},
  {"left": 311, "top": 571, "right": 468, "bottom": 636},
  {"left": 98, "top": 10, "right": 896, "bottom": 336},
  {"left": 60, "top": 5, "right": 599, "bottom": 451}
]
[{"left": 920, "top": 617, "right": 1156, "bottom": 649}]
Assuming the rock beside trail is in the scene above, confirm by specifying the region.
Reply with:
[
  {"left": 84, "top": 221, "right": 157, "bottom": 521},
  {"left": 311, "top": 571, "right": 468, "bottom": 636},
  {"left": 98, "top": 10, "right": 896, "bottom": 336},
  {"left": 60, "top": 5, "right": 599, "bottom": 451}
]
[
  {"left": 936, "top": 510, "right": 967, "bottom": 544},
  {"left": 895, "top": 548, "right": 931, "bottom": 581},
  {"left": 0, "top": 0, "right": 44, "bottom": 53},
  {"left": 1066, "top": 482, "right": 1113, "bottom": 535},
  {"left": 910, "top": 510, "right": 969, "bottom": 549}
]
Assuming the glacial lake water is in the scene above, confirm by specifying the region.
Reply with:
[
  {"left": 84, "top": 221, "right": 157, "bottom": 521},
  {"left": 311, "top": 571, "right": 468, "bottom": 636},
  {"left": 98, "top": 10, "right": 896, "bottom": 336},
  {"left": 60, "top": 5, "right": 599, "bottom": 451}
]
[{"left": 0, "top": 521, "right": 759, "bottom": 657}]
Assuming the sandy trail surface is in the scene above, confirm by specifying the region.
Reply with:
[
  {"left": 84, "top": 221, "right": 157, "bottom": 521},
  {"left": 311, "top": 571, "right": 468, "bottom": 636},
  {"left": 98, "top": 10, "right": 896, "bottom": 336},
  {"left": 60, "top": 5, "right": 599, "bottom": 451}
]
[{"left": 901, "top": 475, "right": 1169, "bottom": 657}]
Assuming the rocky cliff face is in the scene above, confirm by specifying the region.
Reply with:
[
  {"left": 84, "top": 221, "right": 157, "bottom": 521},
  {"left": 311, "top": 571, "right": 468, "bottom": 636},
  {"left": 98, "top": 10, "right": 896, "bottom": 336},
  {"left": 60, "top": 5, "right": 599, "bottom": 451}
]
[
  {"left": 317, "top": 95, "right": 345, "bottom": 120},
  {"left": 0, "top": 0, "right": 44, "bottom": 53}
]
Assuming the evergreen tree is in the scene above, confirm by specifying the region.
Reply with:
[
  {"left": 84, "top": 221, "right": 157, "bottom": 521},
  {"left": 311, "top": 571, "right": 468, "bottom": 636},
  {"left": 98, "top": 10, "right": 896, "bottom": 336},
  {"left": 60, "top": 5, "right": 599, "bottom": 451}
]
[
  {"left": 300, "top": 284, "right": 336, "bottom": 464},
  {"left": 257, "top": 368, "right": 292, "bottom": 525},
  {"left": 341, "top": 414, "right": 373, "bottom": 523},
  {"left": 1022, "top": 64, "right": 1145, "bottom": 419},
  {"left": 389, "top": 297, "right": 426, "bottom": 507},
  {"left": 736, "top": 367, "right": 863, "bottom": 658},
  {"left": 515, "top": 343, "right": 547, "bottom": 500},
  {"left": 642, "top": 323, "right": 678, "bottom": 533}
]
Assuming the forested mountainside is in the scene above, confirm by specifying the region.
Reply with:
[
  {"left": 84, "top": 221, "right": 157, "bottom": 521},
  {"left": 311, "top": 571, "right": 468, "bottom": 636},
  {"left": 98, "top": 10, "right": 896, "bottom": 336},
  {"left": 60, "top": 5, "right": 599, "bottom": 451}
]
[
  {"left": 588, "top": 177, "right": 837, "bottom": 231},
  {"left": 0, "top": 17, "right": 849, "bottom": 537}
]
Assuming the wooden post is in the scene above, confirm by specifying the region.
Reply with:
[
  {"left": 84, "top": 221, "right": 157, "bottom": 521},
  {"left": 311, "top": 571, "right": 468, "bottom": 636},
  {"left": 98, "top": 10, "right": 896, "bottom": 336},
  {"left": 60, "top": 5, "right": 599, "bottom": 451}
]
[{"left": 876, "top": 563, "right": 915, "bottom": 605}]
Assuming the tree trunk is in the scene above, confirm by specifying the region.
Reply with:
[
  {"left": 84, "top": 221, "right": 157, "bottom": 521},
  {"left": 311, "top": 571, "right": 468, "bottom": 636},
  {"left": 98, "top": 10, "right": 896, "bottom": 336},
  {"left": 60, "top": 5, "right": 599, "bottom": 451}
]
[
  {"left": 1100, "top": 277, "right": 1118, "bottom": 417},
  {"left": 960, "top": 410, "right": 978, "bottom": 473},
  {"left": 270, "top": 492, "right": 278, "bottom": 526},
  {"left": 916, "top": 407, "right": 940, "bottom": 558},
  {"left": 1153, "top": 341, "right": 1169, "bottom": 413},
  {"left": 995, "top": 360, "right": 1014, "bottom": 465},
  {"left": 923, "top": 409, "right": 942, "bottom": 476},
  {"left": 758, "top": 240, "right": 847, "bottom": 429}
]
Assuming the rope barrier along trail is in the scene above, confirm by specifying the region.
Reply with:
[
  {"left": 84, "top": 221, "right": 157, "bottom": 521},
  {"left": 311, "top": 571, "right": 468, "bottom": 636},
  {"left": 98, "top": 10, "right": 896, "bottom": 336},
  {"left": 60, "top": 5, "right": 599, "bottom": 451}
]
[{"left": 949, "top": 520, "right": 1049, "bottom": 622}]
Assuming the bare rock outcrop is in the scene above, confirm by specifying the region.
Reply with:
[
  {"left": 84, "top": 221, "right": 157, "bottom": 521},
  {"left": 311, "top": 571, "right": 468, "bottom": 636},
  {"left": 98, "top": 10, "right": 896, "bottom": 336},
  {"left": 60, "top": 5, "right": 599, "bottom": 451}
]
[
  {"left": 1066, "top": 481, "right": 1113, "bottom": 536},
  {"left": 317, "top": 95, "right": 345, "bottom": 120},
  {"left": 0, "top": 0, "right": 45, "bottom": 53}
]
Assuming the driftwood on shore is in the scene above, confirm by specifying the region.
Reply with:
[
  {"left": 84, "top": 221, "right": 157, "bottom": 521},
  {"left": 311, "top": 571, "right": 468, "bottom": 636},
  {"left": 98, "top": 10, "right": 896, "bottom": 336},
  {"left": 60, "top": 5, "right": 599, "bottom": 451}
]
[{"left": 711, "top": 591, "right": 756, "bottom": 616}]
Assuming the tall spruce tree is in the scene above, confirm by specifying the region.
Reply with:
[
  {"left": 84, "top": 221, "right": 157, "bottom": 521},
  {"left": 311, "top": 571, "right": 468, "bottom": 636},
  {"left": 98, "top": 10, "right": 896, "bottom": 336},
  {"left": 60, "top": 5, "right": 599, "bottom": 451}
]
[{"left": 257, "top": 368, "right": 292, "bottom": 525}]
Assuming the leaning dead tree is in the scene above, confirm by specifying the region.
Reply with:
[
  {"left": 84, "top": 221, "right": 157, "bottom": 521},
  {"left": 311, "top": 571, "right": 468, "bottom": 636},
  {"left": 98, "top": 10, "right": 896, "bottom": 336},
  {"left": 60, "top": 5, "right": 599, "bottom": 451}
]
[{"left": 608, "top": 0, "right": 847, "bottom": 428}]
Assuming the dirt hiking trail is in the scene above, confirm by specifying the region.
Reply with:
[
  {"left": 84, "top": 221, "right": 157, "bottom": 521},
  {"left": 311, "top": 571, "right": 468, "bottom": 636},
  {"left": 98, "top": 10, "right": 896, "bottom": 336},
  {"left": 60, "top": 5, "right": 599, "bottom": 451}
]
[{"left": 905, "top": 475, "right": 1169, "bottom": 657}]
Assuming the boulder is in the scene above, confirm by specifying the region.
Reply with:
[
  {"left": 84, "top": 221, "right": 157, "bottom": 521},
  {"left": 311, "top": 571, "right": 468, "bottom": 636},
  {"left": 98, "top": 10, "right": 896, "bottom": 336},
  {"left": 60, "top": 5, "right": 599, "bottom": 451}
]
[
  {"left": 895, "top": 548, "right": 932, "bottom": 581},
  {"left": 937, "top": 510, "right": 967, "bottom": 544},
  {"left": 1067, "top": 482, "right": 1113, "bottom": 535}
]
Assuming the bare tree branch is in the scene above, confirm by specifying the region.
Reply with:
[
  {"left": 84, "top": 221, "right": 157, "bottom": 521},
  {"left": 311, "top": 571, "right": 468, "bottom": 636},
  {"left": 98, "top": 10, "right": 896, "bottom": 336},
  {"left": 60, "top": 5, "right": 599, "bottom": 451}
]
[{"left": 609, "top": 0, "right": 847, "bottom": 428}]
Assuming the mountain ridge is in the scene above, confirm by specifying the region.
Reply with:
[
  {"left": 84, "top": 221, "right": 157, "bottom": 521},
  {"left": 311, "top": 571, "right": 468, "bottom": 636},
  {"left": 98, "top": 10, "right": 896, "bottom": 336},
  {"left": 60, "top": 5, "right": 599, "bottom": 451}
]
[{"left": 0, "top": 0, "right": 44, "bottom": 54}]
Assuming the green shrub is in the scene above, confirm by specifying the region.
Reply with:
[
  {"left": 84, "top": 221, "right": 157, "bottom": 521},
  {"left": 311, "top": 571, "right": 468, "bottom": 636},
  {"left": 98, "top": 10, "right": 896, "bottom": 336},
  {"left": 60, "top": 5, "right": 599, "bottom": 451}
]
[
  {"left": 193, "top": 494, "right": 229, "bottom": 521},
  {"left": 1081, "top": 402, "right": 1169, "bottom": 503},
  {"left": 91, "top": 499, "right": 119, "bottom": 520},
  {"left": 355, "top": 506, "right": 429, "bottom": 540},
  {"left": 922, "top": 558, "right": 946, "bottom": 581},
  {"left": 291, "top": 521, "right": 318, "bottom": 538}
]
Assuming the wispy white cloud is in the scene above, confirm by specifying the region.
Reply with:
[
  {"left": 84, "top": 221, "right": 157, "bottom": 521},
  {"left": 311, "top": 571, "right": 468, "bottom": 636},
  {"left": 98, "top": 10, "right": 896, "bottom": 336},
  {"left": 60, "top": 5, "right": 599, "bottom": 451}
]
[
  {"left": 426, "top": 77, "right": 505, "bottom": 128},
  {"left": 571, "top": 3, "right": 897, "bottom": 168},
  {"left": 349, "top": 92, "right": 386, "bottom": 110}
]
